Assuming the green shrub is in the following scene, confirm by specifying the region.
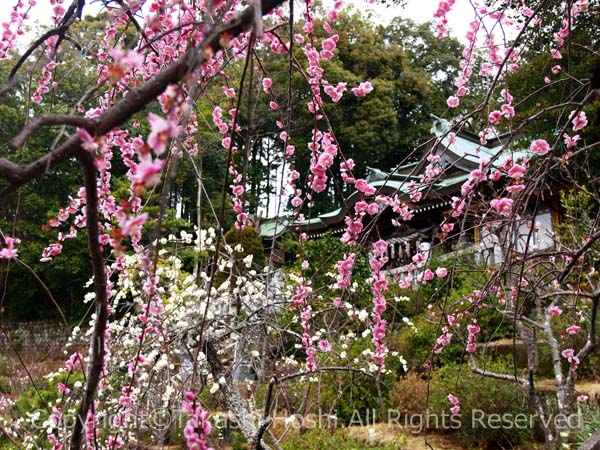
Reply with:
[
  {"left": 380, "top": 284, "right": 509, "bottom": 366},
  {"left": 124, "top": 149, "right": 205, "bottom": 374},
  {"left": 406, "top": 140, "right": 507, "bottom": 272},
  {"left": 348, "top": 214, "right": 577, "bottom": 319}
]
[
  {"left": 0, "top": 377, "right": 10, "bottom": 394},
  {"left": 576, "top": 402, "right": 600, "bottom": 447},
  {"left": 15, "top": 372, "right": 83, "bottom": 418},
  {"left": 395, "top": 314, "right": 465, "bottom": 370},
  {"left": 428, "top": 359, "right": 534, "bottom": 448}
]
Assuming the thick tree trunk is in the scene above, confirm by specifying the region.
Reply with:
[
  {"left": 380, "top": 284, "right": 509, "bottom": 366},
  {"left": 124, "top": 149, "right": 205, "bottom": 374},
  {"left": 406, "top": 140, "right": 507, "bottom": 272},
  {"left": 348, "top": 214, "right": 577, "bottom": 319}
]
[{"left": 205, "top": 340, "right": 272, "bottom": 450}]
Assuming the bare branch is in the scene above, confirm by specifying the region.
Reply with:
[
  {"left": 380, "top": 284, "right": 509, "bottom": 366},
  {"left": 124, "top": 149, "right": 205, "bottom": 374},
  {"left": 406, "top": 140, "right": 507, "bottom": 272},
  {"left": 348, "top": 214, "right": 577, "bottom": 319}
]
[
  {"left": 11, "top": 115, "right": 95, "bottom": 149},
  {"left": 470, "top": 356, "right": 528, "bottom": 385}
]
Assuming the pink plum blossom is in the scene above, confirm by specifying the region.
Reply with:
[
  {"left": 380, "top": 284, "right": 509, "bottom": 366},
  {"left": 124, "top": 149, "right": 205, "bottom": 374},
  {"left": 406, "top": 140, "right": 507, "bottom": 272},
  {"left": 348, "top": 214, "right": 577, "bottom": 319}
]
[
  {"left": 76, "top": 128, "right": 98, "bottom": 152},
  {"left": 352, "top": 81, "right": 374, "bottom": 97},
  {"left": 550, "top": 48, "right": 562, "bottom": 59},
  {"left": 421, "top": 269, "right": 435, "bottom": 282},
  {"left": 508, "top": 163, "right": 526, "bottom": 179},
  {"left": 490, "top": 198, "right": 514, "bottom": 216},
  {"left": 355, "top": 179, "right": 376, "bottom": 196},
  {"left": 132, "top": 154, "right": 164, "bottom": 195},
  {"left": 262, "top": 77, "right": 272, "bottom": 92},
  {"left": 447, "top": 96, "right": 459, "bottom": 108},
  {"left": 507, "top": 184, "right": 525, "bottom": 193},
  {"left": 0, "top": 235, "right": 20, "bottom": 259},
  {"left": 530, "top": 139, "right": 550, "bottom": 155},
  {"left": 564, "top": 134, "right": 580, "bottom": 148},
  {"left": 318, "top": 340, "right": 332, "bottom": 352},
  {"left": 488, "top": 110, "right": 502, "bottom": 124},
  {"left": 223, "top": 86, "right": 235, "bottom": 98},
  {"left": 448, "top": 393, "right": 459, "bottom": 405},
  {"left": 501, "top": 104, "right": 515, "bottom": 118},
  {"left": 230, "top": 185, "right": 244, "bottom": 196},
  {"left": 372, "top": 240, "right": 388, "bottom": 257},
  {"left": 571, "top": 111, "right": 588, "bottom": 131},
  {"left": 548, "top": 305, "right": 563, "bottom": 316},
  {"left": 147, "top": 113, "right": 178, "bottom": 154},
  {"left": 436, "top": 267, "right": 448, "bottom": 278}
]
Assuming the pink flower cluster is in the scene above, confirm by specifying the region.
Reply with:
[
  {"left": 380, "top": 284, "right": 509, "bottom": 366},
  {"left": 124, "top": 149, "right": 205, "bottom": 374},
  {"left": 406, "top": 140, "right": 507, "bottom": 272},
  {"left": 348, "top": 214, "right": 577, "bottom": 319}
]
[
  {"left": 308, "top": 131, "right": 338, "bottom": 193},
  {"left": 370, "top": 240, "right": 389, "bottom": 369},
  {"left": 47, "top": 406, "right": 64, "bottom": 449},
  {"left": 147, "top": 113, "right": 178, "bottom": 155},
  {"left": 341, "top": 216, "right": 363, "bottom": 245},
  {"left": 0, "top": 0, "right": 31, "bottom": 60},
  {"left": 447, "top": 393, "right": 460, "bottom": 414},
  {"left": 336, "top": 252, "right": 356, "bottom": 290},
  {"left": 487, "top": 89, "right": 516, "bottom": 124},
  {"left": 490, "top": 197, "right": 513, "bottom": 217},
  {"left": 320, "top": 34, "right": 339, "bottom": 60},
  {"left": 548, "top": 305, "right": 563, "bottom": 316},
  {"left": 85, "top": 400, "right": 99, "bottom": 448},
  {"left": 530, "top": 139, "right": 550, "bottom": 155},
  {"left": 466, "top": 321, "right": 480, "bottom": 353},
  {"left": 324, "top": 81, "right": 347, "bottom": 102},
  {"left": 562, "top": 348, "right": 580, "bottom": 369},
  {"left": 41, "top": 242, "right": 63, "bottom": 263},
  {"left": 106, "top": 46, "right": 143, "bottom": 84},
  {"left": 433, "top": 0, "right": 456, "bottom": 38},
  {"left": 182, "top": 392, "right": 214, "bottom": 450},
  {"left": 0, "top": 235, "right": 20, "bottom": 259},
  {"left": 352, "top": 81, "right": 373, "bottom": 97},
  {"left": 570, "top": 111, "right": 588, "bottom": 132},
  {"left": 32, "top": 59, "right": 58, "bottom": 104},
  {"left": 460, "top": 160, "right": 488, "bottom": 197}
]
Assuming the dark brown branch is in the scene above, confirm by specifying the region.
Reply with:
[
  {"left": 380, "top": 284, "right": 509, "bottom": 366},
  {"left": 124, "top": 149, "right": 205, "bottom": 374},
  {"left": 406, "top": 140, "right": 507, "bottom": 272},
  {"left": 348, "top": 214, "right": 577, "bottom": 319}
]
[
  {"left": 11, "top": 115, "right": 95, "bottom": 149},
  {"left": 254, "top": 418, "right": 272, "bottom": 450},
  {"left": 575, "top": 295, "right": 599, "bottom": 366},
  {"left": 51, "top": 0, "right": 86, "bottom": 59},
  {"left": 69, "top": 151, "right": 108, "bottom": 450}
]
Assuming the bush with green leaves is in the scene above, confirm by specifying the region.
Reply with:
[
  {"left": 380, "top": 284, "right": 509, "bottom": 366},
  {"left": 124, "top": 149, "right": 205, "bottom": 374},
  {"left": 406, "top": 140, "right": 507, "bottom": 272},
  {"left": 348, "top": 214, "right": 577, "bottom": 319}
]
[
  {"left": 576, "top": 402, "right": 600, "bottom": 447},
  {"left": 428, "top": 358, "right": 534, "bottom": 448},
  {"left": 252, "top": 331, "right": 410, "bottom": 425}
]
